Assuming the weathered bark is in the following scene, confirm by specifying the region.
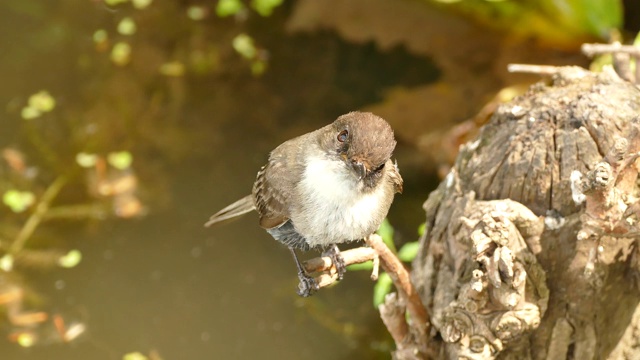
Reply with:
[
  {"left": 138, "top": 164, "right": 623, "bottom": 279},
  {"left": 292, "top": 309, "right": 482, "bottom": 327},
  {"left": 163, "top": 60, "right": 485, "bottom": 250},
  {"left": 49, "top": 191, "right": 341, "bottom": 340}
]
[{"left": 411, "top": 67, "right": 640, "bottom": 359}]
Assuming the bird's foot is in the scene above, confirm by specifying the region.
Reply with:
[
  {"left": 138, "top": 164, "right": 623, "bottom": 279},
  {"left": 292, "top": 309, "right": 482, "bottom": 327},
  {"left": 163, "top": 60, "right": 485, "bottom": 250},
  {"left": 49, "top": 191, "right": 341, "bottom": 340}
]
[
  {"left": 323, "top": 244, "right": 346, "bottom": 280},
  {"left": 296, "top": 271, "right": 318, "bottom": 297}
]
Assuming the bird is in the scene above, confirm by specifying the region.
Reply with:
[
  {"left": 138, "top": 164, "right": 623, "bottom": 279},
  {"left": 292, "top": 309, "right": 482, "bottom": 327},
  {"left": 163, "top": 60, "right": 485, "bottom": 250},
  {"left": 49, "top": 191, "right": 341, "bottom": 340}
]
[{"left": 205, "top": 111, "right": 403, "bottom": 297}]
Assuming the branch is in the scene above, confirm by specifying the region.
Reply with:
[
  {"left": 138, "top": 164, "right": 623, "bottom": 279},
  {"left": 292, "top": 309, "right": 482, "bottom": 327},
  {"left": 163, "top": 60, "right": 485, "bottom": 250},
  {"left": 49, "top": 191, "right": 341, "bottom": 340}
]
[
  {"left": 9, "top": 175, "right": 68, "bottom": 255},
  {"left": 507, "top": 64, "right": 563, "bottom": 75},
  {"left": 365, "top": 234, "right": 430, "bottom": 340},
  {"left": 304, "top": 247, "right": 376, "bottom": 273},
  {"left": 581, "top": 43, "right": 640, "bottom": 57},
  {"left": 302, "top": 235, "right": 431, "bottom": 353},
  {"left": 581, "top": 43, "right": 640, "bottom": 83},
  {"left": 303, "top": 247, "right": 377, "bottom": 288},
  {"left": 379, "top": 292, "right": 409, "bottom": 347}
]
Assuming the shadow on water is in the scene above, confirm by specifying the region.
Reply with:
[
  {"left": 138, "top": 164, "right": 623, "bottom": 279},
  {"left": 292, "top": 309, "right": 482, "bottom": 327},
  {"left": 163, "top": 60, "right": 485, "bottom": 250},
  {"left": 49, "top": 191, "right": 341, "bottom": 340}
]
[{"left": 0, "top": 1, "right": 440, "bottom": 359}]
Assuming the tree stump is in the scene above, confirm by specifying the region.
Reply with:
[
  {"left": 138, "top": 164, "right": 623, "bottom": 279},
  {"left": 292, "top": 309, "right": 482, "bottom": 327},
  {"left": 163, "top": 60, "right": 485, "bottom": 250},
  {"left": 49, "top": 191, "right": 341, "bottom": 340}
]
[{"left": 412, "top": 66, "right": 640, "bottom": 359}]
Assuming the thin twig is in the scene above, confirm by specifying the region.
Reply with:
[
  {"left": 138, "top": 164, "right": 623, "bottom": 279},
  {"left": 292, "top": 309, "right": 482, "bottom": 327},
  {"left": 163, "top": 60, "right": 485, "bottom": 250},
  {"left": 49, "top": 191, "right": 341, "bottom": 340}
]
[
  {"left": 582, "top": 43, "right": 640, "bottom": 57},
  {"left": 9, "top": 176, "right": 68, "bottom": 255},
  {"left": 371, "top": 253, "right": 380, "bottom": 281},
  {"left": 304, "top": 247, "right": 376, "bottom": 273},
  {"left": 507, "top": 64, "right": 562, "bottom": 75}
]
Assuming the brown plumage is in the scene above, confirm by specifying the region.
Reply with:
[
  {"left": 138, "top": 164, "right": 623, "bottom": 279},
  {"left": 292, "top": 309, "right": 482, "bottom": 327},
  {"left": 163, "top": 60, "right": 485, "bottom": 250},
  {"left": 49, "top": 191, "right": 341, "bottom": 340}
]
[{"left": 206, "top": 111, "right": 402, "bottom": 296}]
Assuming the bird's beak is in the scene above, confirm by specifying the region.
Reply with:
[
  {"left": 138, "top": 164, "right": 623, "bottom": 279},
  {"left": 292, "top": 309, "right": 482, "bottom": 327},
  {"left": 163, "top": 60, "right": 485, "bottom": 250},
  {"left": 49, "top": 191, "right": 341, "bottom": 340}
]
[{"left": 351, "top": 160, "right": 369, "bottom": 180}]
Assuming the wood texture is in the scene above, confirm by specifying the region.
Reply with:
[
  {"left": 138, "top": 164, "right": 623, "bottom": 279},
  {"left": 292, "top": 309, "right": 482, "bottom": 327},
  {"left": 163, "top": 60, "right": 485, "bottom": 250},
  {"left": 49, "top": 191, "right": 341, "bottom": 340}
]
[{"left": 412, "top": 67, "right": 640, "bottom": 359}]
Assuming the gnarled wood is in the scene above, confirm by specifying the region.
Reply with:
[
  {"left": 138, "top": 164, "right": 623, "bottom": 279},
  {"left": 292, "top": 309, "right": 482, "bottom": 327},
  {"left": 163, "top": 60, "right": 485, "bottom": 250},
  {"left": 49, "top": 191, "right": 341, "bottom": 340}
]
[{"left": 411, "top": 67, "right": 640, "bottom": 359}]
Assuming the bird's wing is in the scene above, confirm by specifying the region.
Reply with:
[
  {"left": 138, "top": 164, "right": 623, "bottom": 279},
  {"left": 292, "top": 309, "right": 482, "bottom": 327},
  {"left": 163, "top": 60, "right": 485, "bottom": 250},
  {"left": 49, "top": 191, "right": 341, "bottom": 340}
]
[
  {"left": 253, "top": 149, "right": 298, "bottom": 229},
  {"left": 204, "top": 195, "right": 255, "bottom": 227},
  {"left": 389, "top": 160, "right": 404, "bottom": 194}
]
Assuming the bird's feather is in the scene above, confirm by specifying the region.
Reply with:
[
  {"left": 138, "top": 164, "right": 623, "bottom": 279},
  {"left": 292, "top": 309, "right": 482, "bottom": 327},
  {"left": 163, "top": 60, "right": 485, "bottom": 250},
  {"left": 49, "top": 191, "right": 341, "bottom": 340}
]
[
  {"left": 253, "top": 146, "right": 300, "bottom": 229},
  {"left": 204, "top": 195, "right": 255, "bottom": 227},
  {"left": 389, "top": 161, "right": 403, "bottom": 194}
]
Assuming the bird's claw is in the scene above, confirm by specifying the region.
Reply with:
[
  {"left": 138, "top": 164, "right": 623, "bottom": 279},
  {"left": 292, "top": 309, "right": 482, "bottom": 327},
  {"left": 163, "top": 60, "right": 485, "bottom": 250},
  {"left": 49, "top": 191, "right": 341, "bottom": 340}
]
[
  {"left": 323, "top": 245, "right": 346, "bottom": 280},
  {"left": 296, "top": 271, "right": 318, "bottom": 297}
]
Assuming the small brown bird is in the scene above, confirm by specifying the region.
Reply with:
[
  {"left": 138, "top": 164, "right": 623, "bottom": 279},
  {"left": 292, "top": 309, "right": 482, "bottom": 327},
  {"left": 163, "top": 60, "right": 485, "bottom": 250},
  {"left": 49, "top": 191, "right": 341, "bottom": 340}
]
[{"left": 206, "top": 111, "right": 403, "bottom": 296}]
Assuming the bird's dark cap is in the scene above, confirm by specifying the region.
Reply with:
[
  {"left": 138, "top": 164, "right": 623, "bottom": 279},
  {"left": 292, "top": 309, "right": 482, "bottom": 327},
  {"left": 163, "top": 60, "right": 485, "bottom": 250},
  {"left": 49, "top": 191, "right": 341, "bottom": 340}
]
[{"left": 332, "top": 111, "right": 396, "bottom": 168}]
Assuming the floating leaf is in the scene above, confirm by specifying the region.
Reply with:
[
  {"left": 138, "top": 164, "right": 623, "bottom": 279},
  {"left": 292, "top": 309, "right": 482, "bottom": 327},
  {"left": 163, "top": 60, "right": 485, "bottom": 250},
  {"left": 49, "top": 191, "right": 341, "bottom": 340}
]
[
  {"left": 111, "top": 42, "right": 132, "bottom": 66},
  {"left": 107, "top": 151, "right": 133, "bottom": 170},
  {"left": 251, "top": 0, "right": 282, "bottom": 16},
  {"left": 21, "top": 106, "right": 41, "bottom": 120},
  {"left": 123, "top": 352, "right": 148, "bottom": 360},
  {"left": 104, "top": 0, "right": 129, "bottom": 5},
  {"left": 93, "top": 29, "right": 108, "bottom": 44},
  {"left": 159, "top": 61, "right": 185, "bottom": 77},
  {"left": 232, "top": 34, "right": 257, "bottom": 59},
  {"left": 187, "top": 5, "right": 208, "bottom": 20},
  {"left": 117, "top": 17, "right": 137, "bottom": 35},
  {"left": 373, "top": 272, "right": 393, "bottom": 307},
  {"left": 398, "top": 242, "right": 420, "bottom": 262},
  {"left": 251, "top": 60, "right": 267, "bottom": 76},
  {"left": 76, "top": 152, "right": 98, "bottom": 168},
  {"left": 132, "top": 0, "right": 152, "bottom": 9},
  {"left": 16, "top": 332, "right": 35, "bottom": 348},
  {"left": 3, "top": 190, "right": 35, "bottom": 213},
  {"left": 28, "top": 91, "right": 56, "bottom": 112},
  {"left": 216, "top": 0, "right": 245, "bottom": 17},
  {"left": 0, "top": 254, "right": 14, "bottom": 272},
  {"left": 58, "top": 250, "right": 82, "bottom": 268}
]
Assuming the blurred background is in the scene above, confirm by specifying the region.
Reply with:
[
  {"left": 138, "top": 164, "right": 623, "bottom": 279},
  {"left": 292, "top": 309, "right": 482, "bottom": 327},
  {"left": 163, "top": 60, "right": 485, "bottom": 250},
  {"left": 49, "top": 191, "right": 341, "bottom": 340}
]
[{"left": 0, "top": 0, "right": 637, "bottom": 359}]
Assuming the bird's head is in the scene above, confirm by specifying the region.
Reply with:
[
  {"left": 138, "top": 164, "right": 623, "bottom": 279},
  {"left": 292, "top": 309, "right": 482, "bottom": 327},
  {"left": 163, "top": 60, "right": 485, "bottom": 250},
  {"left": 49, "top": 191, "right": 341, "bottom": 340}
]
[{"left": 323, "top": 111, "right": 396, "bottom": 189}]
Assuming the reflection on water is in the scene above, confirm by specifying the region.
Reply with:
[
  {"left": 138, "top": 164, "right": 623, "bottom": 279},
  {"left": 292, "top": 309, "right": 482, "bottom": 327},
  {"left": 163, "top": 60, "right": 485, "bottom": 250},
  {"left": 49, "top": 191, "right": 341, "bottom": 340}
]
[{"left": 0, "top": 1, "right": 438, "bottom": 359}]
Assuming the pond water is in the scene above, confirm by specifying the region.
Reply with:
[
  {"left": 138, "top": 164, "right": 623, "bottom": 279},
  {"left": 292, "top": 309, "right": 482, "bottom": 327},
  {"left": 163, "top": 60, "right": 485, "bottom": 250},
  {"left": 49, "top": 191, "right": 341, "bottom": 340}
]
[{"left": 0, "top": 1, "right": 439, "bottom": 359}]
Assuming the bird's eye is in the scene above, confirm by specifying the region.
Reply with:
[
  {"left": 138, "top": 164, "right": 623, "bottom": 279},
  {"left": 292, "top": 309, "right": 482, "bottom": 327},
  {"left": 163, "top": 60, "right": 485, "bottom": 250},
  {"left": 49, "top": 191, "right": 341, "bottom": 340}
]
[{"left": 337, "top": 129, "right": 349, "bottom": 142}]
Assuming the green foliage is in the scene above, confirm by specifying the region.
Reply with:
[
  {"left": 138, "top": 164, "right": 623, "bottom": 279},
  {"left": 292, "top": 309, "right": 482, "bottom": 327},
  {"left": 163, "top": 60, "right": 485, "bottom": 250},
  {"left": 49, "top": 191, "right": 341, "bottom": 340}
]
[
  {"left": 397, "top": 242, "right": 420, "bottom": 262},
  {"left": 58, "top": 250, "right": 82, "bottom": 268},
  {"left": 376, "top": 218, "right": 397, "bottom": 253},
  {"left": 159, "top": 61, "right": 185, "bottom": 77},
  {"left": 111, "top": 42, "right": 132, "bottom": 66},
  {"left": 131, "top": 0, "right": 152, "bottom": 9},
  {"left": 102, "top": 0, "right": 151, "bottom": 8},
  {"left": 251, "top": 0, "right": 283, "bottom": 17},
  {"left": 187, "top": 6, "right": 208, "bottom": 21},
  {"left": 373, "top": 272, "right": 393, "bottom": 307},
  {"left": 0, "top": 254, "right": 14, "bottom": 272},
  {"left": 232, "top": 33, "right": 267, "bottom": 75},
  {"left": 117, "top": 17, "right": 137, "bottom": 36},
  {"left": 93, "top": 29, "right": 108, "bottom": 44},
  {"left": 349, "top": 220, "right": 425, "bottom": 307},
  {"left": 107, "top": 151, "right": 134, "bottom": 170},
  {"left": 104, "top": 0, "right": 129, "bottom": 6},
  {"left": 21, "top": 90, "right": 56, "bottom": 120},
  {"left": 346, "top": 261, "right": 373, "bottom": 271},
  {"left": 3, "top": 190, "right": 35, "bottom": 213},
  {"left": 75, "top": 152, "right": 99, "bottom": 168},
  {"left": 122, "top": 353, "right": 148, "bottom": 360},
  {"left": 216, "top": 0, "right": 245, "bottom": 17},
  {"left": 432, "top": 0, "right": 622, "bottom": 45},
  {"left": 232, "top": 34, "right": 257, "bottom": 59}
]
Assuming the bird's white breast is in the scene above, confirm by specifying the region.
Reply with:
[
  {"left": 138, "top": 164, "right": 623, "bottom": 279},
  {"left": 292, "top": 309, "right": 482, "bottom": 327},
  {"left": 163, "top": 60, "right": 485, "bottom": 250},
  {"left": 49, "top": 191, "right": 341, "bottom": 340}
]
[{"left": 294, "top": 153, "right": 388, "bottom": 247}]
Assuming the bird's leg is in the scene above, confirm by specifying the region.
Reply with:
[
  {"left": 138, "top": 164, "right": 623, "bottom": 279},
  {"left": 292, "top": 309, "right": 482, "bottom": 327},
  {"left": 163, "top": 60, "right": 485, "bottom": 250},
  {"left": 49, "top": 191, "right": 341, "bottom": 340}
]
[
  {"left": 322, "top": 244, "right": 346, "bottom": 280},
  {"left": 289, "top": 247, "right": 318, "bottom": 297}
]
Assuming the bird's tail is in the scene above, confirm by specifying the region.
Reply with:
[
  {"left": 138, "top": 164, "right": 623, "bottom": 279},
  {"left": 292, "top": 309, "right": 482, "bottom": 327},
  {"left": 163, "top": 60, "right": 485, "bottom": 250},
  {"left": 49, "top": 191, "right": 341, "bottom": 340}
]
[{"left": 205, "top": 195, "right": 256, "bottom": 227}]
